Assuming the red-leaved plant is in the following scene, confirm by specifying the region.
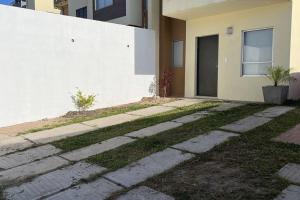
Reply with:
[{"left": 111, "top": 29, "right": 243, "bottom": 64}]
[{"left": 160, "top": 69, "right": 173, "bottom": 98}]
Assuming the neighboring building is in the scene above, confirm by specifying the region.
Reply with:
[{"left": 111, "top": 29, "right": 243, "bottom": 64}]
[
  {"left": 13, "top": 0, "right": 27, "bottom": 8},
  {"left": 162, "top": 0, "right": 300, "bottom": 102},
  {"left": 68, "top": 0, "right": 158, "bottom": 28},
  {"left": 13, "top": 0, "right": 61, "bottom": 14},
  {"left": 54, "top": 0, "right": 68, "bottom": 15}
]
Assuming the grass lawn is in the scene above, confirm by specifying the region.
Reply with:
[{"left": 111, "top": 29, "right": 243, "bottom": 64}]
[
  {"left": 140, "top": 103, "right": 300, "bottom": 200},
  {"left": 53, "top": 101, "right": 220, "bottom": 152},
  {"left": 88, "top": 104, "right": 268, "bottom": 170},
  {"left": 21, "top": 103, "right": 152, "bottom": 134}
]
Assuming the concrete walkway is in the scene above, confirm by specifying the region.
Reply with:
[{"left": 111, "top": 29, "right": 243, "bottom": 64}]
[
  {"left": 0, "top": 99, "right": 205, "bottom": 157},
  {"left": 40, "top": 106, "right": 293, "bottom": 200},
  {"left": 1, "top": 101, "right": 242, "bottom": 199},
  {"left": 2, "top": 105, "right": 293, "bottom": 200}
]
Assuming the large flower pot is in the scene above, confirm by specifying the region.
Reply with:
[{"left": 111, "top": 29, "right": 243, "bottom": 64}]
[{"left": 262, "top": 86, "right": 289, "bottom": 105}]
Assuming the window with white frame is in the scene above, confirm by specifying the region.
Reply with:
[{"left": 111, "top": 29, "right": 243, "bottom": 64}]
[
  {"left": 95, "top": 0, "right": 113, "bottom": 10},
  {"left": 172, "top": 40, "right": 184, "bottom": 68},
  {"left": 242, "top": 28, "right": 273, "bottom": 75}
]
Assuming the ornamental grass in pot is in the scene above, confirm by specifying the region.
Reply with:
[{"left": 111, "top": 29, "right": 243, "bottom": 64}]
[{"left": 263, "top": 66, "right": 295, "bottom": 105}]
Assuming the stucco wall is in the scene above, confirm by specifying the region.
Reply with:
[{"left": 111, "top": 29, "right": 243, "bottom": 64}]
[
  {"left": 0, "top": 5, "right": 155, "bottom": 128},
  {"left": 68, "top": 0, "right": 93, "bottom": 19},
  {"left": 289, "top": 0, "right": 300, "bottom": 100},
  {"left": 185, "top": 2, "right": 292, "bottom": 102}
]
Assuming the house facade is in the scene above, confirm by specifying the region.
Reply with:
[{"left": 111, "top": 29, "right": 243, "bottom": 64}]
[
  {"left": 163, "top": 0, "right": 300, "bottom": 102},
  {"left": 13, "top": 0, "right": 61, "bottom": 14}
]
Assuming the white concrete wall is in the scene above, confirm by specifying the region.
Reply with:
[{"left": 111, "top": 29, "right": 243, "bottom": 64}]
[{"left": 0, "top": 5, "right": 155, "bottom": 128}]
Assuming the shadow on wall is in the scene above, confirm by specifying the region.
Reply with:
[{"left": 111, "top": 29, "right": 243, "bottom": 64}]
[
  {"left": 289, "top": 72, "right": 300, "bottom": 100},
  {"left": 134, "top": 28, "right": 156, "bottom": 75}
]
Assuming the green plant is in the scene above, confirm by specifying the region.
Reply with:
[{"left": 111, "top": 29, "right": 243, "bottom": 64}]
[
  {"left": 71, "top": 89, "right": 96, "bottom": 112},
  {"left": 266, "top": 66, "right": 295, "bottom": 87}
]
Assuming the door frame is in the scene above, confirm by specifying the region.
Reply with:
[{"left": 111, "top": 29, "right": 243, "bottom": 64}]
[{"left": 195, "top": 34, "right": 219, "bottom": 98}]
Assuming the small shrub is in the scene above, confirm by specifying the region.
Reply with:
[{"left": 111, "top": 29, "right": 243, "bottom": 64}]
[
  {"left": 266, "top": 66, "right": 296, "bottom": 86},
  {"left": 160, "top": 69, "right": 173, "bottom": 98},
  {"left": 71, "top": 89, "right": 96, "bottom": 112}
]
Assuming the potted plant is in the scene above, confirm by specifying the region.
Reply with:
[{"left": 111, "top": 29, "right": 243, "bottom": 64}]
[{"left": 262, "top": 66, "right": 295, "bottom": 104}]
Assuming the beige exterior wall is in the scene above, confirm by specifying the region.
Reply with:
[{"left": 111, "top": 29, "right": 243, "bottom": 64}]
[
  {"left": 27, "top": 0, "right": 61, "bottom": 14},
  {"left": 68, "top": 0, "right": 93, "bottom": 19},
  {"left": 185, "top": 2, "right": 292, "bottom": 102},
  {"left": 289, "top": 0, "right": 300, "bottom": 100}
]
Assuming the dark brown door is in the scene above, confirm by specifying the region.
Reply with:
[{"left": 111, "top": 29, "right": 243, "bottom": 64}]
[{"left": 197, "top": 35, "right": 219, "bottom": 97}]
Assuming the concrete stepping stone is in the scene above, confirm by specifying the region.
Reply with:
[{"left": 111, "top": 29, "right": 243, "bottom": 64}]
[
  {"left": 0, "top": 137, "right": 34, "bottom": 156},
  {"left": 162, "top": 99, "right": 205, "bottom": 108},
  {"left": 273, "top": 124, "right": 300, "bottom": 145},
  {"left": 4, "top": 162, "right": 106, "bottom": 200},
  {"left": 171, "top": 111, "right": 211, "bottom": 124},
  {"left": 82, "top": 114, "right": 141, "bottom": 128},
  {"left": 274, "top": 185, "right": 300, "bottom": 200},
  {"left": 104, "top": 148, "right": 194, "bottom": 188},
  {"left": 278, "top": 163, "right": 300, "bottom": 184},
  {"left": 46, "top": 178, "right": 123, "bottom": 200},
  {"left": 125, "top": 121, "right": 182, "bottom": 138},
  {"left": 172, "top": 130, "right": 238, "bottom": 154},
  {"left": 23, "top": 123, "right": 96, "bottom": 144},
  {"left": 117, "top": 186, "right": 174, "bottom": 200},
  {"left": 61, "top": 136, "right": 135, "bottom": 161},
  {"left": 0, "top": 156, "right": 69, "bottom": 184},
  {"left": 221, "top": 116, "right": 272, "bottom": 133},
  {"left": 209, "top": 102, "right": 244, "bottom": 112},
  {"left": 255, "top": 106, "right": 294, "bottom": 118},
  {"left": 0, "top": 145, "right": 61, "bottom": 170},
  {"left": 127, "top": 106, "right": 175, "bottom": 117}
]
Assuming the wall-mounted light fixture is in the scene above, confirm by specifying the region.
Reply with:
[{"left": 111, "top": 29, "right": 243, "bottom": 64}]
[{"left": 226, "top": 26, "right": 234, "bottom": 35}]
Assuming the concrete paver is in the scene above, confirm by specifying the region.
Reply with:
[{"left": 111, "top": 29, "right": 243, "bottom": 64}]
[
  {"left": 278, "top": 163, "right": 300, "bottom": 184},
  {"left": 125, "top": 121, "right": 182, "bottom": 138},
  {"left": 162, "top": 99, "right": 205, "bottom": 108},
  {"left": 61, "top": 136, "right": 135, "bottom": 161},
  {"left": 46, "top": 178, "right": 122, "bottom": 200},
  {"left": 209, "top": 102, "right": 244, "bottom": 112},
  {"left": 104, "top": 148, "right": 194, "bottom": 188},
  {"left": 0, "top": 145, "right": 61, "bottom": 170},
  {"left": 127, "top": 106, "right": 175, "bottom": 117},
  {"left": 117, "top": 186, "right": 174, "bottom": 200},
  {"left": 171, "top": 111, "right": 211, "bottom": 124},
  {"left": 172, "top": 130, "right": 238, "bottom": 154},
  {"left": 0, "top": 137, "right": 34, "bottom": 157},
  {"left": 273, "top": 123, "right": 300, "bottom": 145},
  {"left": 255, "top": 106, "right": 294, "bottom": 118},
  {"left": 221, "top": 116, "right": 272, "bottom": 133},
  {"left": 274, "top": 185, "right": 300, "bottom": 200},
  {"left": 23, "top": 123, "right": 96, "bottom": 144},
  {"left": 82, "top": 114, "right": 141, "bottom": 128},
  {"left": 4, "top": 162, "right": 106, "bottom": 200},
  {"left": 0, "top": 156, "right": 69, "bottom": 184}
]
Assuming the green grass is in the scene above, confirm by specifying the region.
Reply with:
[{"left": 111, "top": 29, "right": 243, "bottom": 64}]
[
  {"left": 141, "top": 103, "right": 300, "bottom": 200},
  {"left": 22, "top": 103, "right": 151, "bottom": 134},
  {"left": 87, "top": 104, "right": 268, "bottom": 170},
  {"left": 53, "top": 101, "right": 221, "bottom": 152}
]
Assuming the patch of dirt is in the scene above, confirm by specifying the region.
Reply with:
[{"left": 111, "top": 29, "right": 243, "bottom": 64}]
[
  {"left": 0, "top": 97, "right": 176, "bottom": 137},
  {"left": 145, "top": 160, "right": 268, "bottom": 200}
]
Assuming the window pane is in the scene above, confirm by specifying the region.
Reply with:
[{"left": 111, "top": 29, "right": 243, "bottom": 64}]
[
  {"left": 243, "top": 29, "right": 273, "bottom": 63},
  {"left": 243, "top": 63, "right": 271, "bottom": 75},
  {"left": 96, "top": 0, "right": 113, "bottom": 10},
  {"left": 173, "top": 41, "right": 184, "bottom": 68}
]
